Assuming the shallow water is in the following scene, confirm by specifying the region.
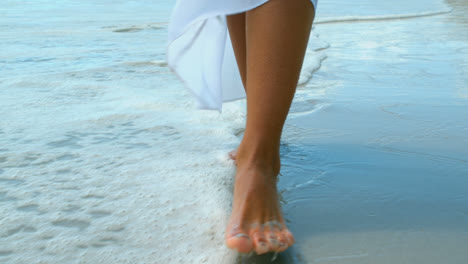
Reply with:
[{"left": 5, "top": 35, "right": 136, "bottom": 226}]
[
  {"left": 1, "top": 0, "right": 467, "bottom": 263},
  {"left": 239, "top": 0, "right": 468, "bottom": 263}
]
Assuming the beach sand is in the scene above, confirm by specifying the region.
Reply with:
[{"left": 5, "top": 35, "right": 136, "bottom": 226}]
[{"left": 238, "top": 0, "right": 468, "bottom": 263}]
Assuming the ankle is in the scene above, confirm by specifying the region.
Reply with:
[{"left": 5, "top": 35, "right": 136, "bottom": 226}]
[{"left": 235, "top": 142, "right": 281, "bottom": 176}]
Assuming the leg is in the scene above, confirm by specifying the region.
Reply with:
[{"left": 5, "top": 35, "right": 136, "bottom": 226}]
[
  {"left": 225, "top": 0, "right": 315, "bottom": 254},
  {"left": 226, "top": 12, "right": 247, "bottom": 161},
  {"left": 226, "top": 13, "right": 247, "bottom": 90}
]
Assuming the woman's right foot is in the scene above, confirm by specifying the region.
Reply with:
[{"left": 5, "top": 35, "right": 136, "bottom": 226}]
[{"left": 228, "top": 149, "right": 237, "bottom": 162}]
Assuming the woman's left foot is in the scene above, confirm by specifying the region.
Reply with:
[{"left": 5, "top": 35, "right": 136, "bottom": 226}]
[{"left": 225, "top": 151, "right": 294, "bottom": 254}]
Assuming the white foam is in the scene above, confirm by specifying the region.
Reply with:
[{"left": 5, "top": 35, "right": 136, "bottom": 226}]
[
  {"left": 0, "top": 95, "right": 244, "bottom": 263},
  {"left": 298, "top": 50, "right": 328, "bottom": 87},
  {"left": 315, "top": 9, "right": 452, "bottom": 24}
]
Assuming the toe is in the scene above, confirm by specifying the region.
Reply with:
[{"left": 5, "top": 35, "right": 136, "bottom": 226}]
[
  {"left": 226, "top": 231, "right": 253, "bottom": 253},
  {"left": 251, "top": 231, "right": 269, "bottom": 255},
  {"left": 275, "top": 231, "right": 289, "bottom": 252},
  {"left": 228, "top": 150, "right": 237, "bottom": 160},
  {"left": 284, "top": 229, "right": 295, "bottom": 246},
  {"left": 266, "top": 229, "right": 281, "bottom": 252}
]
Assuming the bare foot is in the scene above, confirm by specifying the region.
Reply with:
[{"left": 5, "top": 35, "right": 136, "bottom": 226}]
[{"left": 225, "top": 157, "right": 294, "bottom": 254}]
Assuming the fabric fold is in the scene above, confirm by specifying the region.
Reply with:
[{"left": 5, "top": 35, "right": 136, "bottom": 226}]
[{"left": 167, "top": 0, "right": 318, "bottom": 111}]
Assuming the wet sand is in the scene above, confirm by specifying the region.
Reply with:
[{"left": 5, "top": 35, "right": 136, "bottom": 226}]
[{"left": 238, "top": 0, "right": 468, "bottom": 263}]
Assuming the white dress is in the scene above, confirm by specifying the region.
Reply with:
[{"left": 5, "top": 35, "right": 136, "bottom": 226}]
[{"left": 167, "top": 0, "right": 318, "bottom": 111}]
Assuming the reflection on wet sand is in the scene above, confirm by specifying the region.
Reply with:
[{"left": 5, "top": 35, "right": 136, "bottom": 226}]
[{"left": 238, "top": 0, "right": 468, "bottom": 263}]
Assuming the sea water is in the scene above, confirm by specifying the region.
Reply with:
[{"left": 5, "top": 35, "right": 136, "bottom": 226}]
[{"left": 1, "top": 0, "right": 467, "bottom": 263}]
